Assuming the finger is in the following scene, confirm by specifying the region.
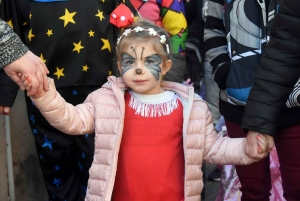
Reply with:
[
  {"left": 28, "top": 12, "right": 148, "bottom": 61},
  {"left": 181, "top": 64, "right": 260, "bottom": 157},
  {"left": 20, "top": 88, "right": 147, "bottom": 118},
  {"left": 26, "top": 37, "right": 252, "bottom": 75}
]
[
  {"left": 21, "top": 74, "right": 31, "bottom": 88},
  {"left": 257, "top": 146, "right": 262, "bottom": 154},
  {"left": 41, "top": 67, "right": 49, "bottom": 91},
  {"left": 258, "top": 141, "right": 267, "bottom": 152},
  {"left": 3, "top": 107, "right": 11, "bottom": 115},
  {"left": 26, "top": 84, "right": 32, "bottom": 91},
  {"left": 20, "top": 86, "right": 26, "bottom": 91},
  {"left": 42, "top": 62, "right": 49, "bottom": 74},
  {"left": 26, "top": 75, "right": 38, "bottom": 96},
  {"left": 0, "top": 106, "right": 11, "bottom": 115},
  {"left": 37, "top": 59, "right": 49, "bottom": 90},
  {"left": 257, "top": 134, "right": 267, "bottom": 145},
  {"left": 8, "top": 74, "right": 24, "bottom": 88},
  {"left": 21, "top": 74, "right": 28, "bottom": 82}
]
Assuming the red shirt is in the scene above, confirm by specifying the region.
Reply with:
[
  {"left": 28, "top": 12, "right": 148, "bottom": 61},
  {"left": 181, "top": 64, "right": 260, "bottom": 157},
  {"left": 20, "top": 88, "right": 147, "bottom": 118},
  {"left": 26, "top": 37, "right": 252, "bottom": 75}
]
[{"left": 112, "top": 91, "right": 184, "bottom": 201}]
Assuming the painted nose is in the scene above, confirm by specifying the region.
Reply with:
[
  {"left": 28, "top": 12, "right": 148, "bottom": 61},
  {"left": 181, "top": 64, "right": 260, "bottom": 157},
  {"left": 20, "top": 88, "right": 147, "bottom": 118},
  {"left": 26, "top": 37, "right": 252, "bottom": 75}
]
[{"left": 135, "top": 68, "right": 142, "bottom": 75}]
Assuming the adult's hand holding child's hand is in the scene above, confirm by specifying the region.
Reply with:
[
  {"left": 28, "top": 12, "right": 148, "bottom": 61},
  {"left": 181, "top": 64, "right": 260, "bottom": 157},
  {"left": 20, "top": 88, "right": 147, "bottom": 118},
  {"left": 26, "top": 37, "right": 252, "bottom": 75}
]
[
  {"left": 244, "top": 131, "right": 272, "bottom": 161},
  {"left": 4, "top": 51, "right": 49, "bottom": 96}
]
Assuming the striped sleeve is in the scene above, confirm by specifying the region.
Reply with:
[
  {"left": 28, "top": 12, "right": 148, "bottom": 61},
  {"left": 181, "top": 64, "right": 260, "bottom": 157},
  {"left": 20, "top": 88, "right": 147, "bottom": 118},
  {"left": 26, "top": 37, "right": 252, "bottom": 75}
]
[
  {"left": 0, "top": 19, "right": 28, "bottom": 69},
  {"left": 203, "top": 0, "right": 230, "bottom": 79}
]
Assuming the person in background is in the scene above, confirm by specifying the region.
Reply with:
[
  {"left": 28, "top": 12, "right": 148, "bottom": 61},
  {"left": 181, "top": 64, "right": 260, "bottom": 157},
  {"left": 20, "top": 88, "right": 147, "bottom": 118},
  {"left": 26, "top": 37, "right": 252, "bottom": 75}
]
[
  {"left": 0, "top": 1, "right": 130, "bottom": 200},
  {"left": 0, "top": 19, "right": 49, "bottom": 115},
  {"left": 242, "top": 0, "right": 300, "bottom": 199},
  {"left": 204, "top": 0, "right": 279, "bottom": 200},
  {"left": 22, "top": 17, "right": 269, "bottom": 201},
  {"left": 185, "top": 0, "right": 222, "bottom": 184}
]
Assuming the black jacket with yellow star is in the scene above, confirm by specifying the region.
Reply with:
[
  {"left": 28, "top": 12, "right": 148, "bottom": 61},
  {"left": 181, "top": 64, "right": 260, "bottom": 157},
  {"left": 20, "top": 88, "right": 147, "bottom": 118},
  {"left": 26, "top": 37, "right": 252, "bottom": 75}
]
[{"left": 0, "top": 0, "right": 133, "bottom": 106}]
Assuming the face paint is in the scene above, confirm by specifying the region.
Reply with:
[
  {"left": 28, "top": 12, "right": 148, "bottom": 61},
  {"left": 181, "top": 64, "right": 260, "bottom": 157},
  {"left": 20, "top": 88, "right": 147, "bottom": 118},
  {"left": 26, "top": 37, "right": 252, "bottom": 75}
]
[
  {"left": 130, "top": 46, "right": 137, "bottom": 59},
  {"left": 144, "top": 54, "right": 162, "bottom": 80},
  {"left": 141, "top": 47, "right": 145, "bottom": 60},
  {"left": 121, "top": 53, "right": 135, "bottom": 75}
]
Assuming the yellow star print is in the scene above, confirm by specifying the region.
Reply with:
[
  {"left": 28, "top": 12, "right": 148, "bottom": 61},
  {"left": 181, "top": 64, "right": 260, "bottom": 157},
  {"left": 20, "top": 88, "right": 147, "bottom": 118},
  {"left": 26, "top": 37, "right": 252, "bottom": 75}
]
[
  {"left": 40, "top": 54, "right": 46, "bottom": 63},
  {"left": 46, "top": 29, "right": 53, "bottom": 37},
  {"left": 73, "top": 41, "right": 84, "bottom": 53},
  {"left": 59, "top": 9, "right": 76, "bottom": 27},
  {"left": 88, "top": 30, "right": 95, "bottom": 37},
  {"left": 82, "top": 65, "right": 89, "bottom": 72},
  {"left": 100, "top": 0, "right": 105, "bottom": 2},
  {"left": 23, "top": 21, "right": 28, "bottom": 26},
  {"left": 54, "top": 67, "right": 65, "bottom": 79},
  {"left": 95, "top": 10, "right": 105, "bottom": 21},
  {"left": 108, "top": 71, "right": 112, "bottom": 76},
  {"left": 7, "top": 19, "right": 13, "bottom": 29},
  {"left": 28, "top": 29, "right": 35, "bottom": 42},
  {"left": 101, "top": 38, "right": 111, "bottom": 52},
  {"left": 29, "top": 13, "right": 32, "bottom": 19}
]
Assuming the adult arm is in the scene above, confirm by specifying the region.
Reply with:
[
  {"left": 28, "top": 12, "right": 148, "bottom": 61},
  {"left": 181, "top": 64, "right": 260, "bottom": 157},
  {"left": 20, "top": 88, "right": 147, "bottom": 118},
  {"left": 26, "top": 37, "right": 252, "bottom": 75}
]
[
  {"left": 203, "top": 0, "right": 231, "bottom": 89},
  {"left": 242, "top": 0, "right": 300, "bottom": 136}
]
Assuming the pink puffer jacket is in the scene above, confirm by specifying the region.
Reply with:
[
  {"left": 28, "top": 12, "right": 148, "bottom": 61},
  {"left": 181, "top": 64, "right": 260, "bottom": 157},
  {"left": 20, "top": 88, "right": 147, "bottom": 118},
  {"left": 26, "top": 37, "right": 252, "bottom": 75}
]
[{"left": 32, "top": 76, "right": 255, "bottom": 201}]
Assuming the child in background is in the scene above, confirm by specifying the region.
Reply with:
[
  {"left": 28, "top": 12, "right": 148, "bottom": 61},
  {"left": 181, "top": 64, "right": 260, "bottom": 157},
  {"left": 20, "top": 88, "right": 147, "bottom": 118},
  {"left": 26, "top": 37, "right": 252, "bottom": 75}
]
[{"left": 21, "top": 18, "right": 269, "bottom": 201}]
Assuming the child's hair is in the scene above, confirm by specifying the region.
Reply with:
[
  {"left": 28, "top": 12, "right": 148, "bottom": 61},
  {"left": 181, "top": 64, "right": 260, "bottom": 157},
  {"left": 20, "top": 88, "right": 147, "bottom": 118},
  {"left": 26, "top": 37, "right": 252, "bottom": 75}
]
[{"left": 116, "top": 19, "right": 172, "bottom": 62}]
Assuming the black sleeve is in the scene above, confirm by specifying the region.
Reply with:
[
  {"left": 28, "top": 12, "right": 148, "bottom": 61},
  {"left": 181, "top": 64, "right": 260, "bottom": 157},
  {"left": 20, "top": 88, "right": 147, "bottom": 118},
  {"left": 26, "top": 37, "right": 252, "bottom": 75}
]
[
  {"left": 0, "top": 70, "right": 19, "bottom": 107},
  {"left": 242, "top": 0, "right": 300, "bottom": 136}
]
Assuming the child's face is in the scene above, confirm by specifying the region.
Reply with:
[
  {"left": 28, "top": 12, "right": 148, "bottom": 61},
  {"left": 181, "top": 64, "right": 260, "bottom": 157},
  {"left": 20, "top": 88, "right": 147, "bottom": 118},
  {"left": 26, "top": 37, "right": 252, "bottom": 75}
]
[{"left": 118, "top": 42, "right": 171, "bottom": 95}]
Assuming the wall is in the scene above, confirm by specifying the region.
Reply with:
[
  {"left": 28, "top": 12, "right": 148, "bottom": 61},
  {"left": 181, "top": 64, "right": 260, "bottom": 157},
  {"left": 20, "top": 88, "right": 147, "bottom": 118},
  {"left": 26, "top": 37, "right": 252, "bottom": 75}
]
[{"left": 0, "top": 90, "right": 47, "bottom": 201}]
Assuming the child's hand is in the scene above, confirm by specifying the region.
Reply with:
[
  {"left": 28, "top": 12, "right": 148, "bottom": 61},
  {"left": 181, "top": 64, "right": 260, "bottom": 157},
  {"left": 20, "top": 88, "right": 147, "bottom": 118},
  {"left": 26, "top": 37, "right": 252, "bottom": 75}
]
[
  {"left": 20, "top": 73, "right": 46, "bottom": 98},
  {"left": 245, "top": 131, "right": 270, "bottom": 161},
  {"left": 257, "top": 134, "right": 269, "bottom": 154}
]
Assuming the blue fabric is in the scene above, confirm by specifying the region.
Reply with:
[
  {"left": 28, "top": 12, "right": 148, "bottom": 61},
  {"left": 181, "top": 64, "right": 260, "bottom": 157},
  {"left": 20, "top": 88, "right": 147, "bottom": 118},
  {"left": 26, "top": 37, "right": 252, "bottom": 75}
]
[{"left": 226, "top": 87, "right": 251, "bottom": 103}]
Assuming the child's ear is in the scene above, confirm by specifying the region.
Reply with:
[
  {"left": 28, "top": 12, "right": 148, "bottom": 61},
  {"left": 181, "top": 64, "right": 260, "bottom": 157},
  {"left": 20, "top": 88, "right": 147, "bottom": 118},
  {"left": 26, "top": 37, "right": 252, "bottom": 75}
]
[{"left": 162, "top": 59, "right": 172, "bottom": 75}]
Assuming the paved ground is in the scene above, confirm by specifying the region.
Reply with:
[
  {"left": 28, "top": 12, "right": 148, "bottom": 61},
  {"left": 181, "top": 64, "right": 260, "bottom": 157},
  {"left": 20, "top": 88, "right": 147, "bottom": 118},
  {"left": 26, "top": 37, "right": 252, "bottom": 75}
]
[{"left": 203, "top": 163, "right": 220, "bottom": 201}]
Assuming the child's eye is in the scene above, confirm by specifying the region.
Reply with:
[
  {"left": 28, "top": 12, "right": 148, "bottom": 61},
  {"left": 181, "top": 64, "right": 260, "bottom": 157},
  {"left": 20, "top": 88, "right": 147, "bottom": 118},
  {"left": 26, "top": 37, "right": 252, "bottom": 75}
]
[
  {"left": 145, "top": 59, "right": 155, "bottom": 64},
  {"left": 122, "top": 59, "right": 134, "bottom": 66},
  {"left": 125, "top": 60, "right": 134, "bottom": 65}
]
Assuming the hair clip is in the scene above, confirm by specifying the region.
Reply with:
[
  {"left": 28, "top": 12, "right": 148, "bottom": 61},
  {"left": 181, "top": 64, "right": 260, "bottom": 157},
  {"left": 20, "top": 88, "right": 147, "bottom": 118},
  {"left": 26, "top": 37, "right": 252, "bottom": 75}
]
[{"left": 110, "top": 4, "right": 134, "bottom": 28}]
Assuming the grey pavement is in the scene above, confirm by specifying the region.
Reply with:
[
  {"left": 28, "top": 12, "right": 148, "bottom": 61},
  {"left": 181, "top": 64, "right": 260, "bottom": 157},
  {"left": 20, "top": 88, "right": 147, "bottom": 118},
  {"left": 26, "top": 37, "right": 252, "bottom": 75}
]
[{"left": 203, "top": 163, "right": 220, "bottom": 201}]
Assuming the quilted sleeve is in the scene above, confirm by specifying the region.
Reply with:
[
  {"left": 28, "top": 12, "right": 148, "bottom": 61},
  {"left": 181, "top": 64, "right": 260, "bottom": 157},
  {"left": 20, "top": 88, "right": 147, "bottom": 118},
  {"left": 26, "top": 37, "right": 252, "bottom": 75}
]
[
  {"left": 31, "top": 79, "right": 96, "bottom": 135},
  {"left": 199, "top": 102, "right": 257, "bottom": 165}
]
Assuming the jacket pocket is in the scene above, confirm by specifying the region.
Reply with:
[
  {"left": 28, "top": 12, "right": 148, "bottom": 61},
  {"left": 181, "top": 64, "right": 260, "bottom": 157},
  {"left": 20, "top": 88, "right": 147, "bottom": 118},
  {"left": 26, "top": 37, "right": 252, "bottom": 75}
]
[{"left": 225, "top": 58, "right": 258, "bottom": 106}]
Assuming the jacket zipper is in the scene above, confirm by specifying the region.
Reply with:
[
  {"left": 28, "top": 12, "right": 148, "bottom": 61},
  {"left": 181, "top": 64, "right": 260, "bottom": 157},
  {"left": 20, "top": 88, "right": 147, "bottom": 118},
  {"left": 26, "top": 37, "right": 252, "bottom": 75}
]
[{"left": 180, "top": 87, "right": 195, "bottom": 200}]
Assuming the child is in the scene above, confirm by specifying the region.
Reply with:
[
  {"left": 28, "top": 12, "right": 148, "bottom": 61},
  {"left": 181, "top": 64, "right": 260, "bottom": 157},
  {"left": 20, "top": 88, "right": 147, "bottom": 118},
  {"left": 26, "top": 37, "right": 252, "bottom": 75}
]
[{"left": 21, "top": 19, "right": 268, "bottom": 201}]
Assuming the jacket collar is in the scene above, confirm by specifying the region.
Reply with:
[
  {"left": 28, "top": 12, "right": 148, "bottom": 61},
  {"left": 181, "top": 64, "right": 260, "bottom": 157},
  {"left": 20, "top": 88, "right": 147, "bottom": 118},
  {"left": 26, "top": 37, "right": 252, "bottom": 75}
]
[{"left": 106, "top": 76, "right": 193, "bottom": 100}]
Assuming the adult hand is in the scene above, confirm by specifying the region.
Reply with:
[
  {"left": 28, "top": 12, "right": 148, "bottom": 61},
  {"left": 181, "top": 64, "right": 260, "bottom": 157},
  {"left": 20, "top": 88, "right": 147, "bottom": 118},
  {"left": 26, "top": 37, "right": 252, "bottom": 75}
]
[
  {"left": 245, "top": 130, "right": 274, "bottom": 160},
  {"left": 0, "top": 106, "right": 11, "bottom": 115},
  {"left": 3, "top": 51, "right": 49, "bottom": 96}
]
